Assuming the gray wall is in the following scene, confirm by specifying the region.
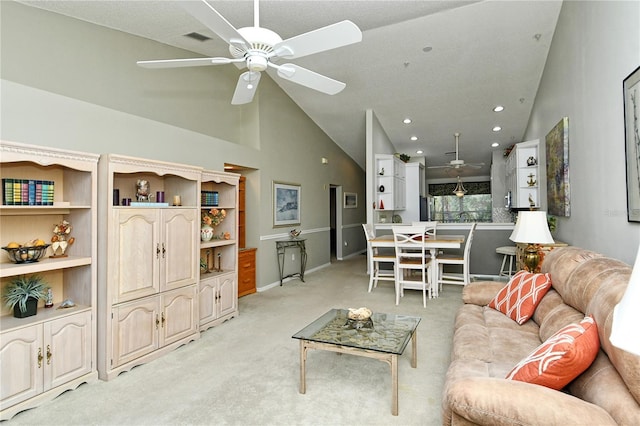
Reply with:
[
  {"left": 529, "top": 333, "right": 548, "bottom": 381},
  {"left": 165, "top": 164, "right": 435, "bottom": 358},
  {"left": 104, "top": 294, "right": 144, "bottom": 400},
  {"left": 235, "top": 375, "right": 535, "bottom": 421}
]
[
  {"left": 524, "top": 0, "right": 640, "bottom": 265},
  {"left": 0, "top": 1, "right": 367, "bottom": 289}
]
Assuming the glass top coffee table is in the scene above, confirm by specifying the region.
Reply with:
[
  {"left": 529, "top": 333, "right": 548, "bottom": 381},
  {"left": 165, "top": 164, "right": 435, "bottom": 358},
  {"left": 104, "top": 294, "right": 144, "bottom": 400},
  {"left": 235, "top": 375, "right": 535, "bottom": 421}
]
[{"left": 292, "top": 308, "right": 421, "bottom": 416}]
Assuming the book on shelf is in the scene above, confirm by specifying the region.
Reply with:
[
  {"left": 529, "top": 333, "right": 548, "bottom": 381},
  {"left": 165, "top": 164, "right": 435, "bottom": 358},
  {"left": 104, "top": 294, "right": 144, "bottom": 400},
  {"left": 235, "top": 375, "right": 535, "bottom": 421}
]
[{"left": 2, "top": 178, "right": 54, "bottom": 205}]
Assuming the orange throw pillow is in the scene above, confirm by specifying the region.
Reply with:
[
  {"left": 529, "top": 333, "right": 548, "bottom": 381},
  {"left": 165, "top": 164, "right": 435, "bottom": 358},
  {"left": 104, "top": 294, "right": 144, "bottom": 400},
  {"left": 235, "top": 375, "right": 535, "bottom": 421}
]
[
  {"left": 506, "top": 316, "right": 599, "bottom": 389},
  {"left": 488, "top": 270, "right": 552, "bottom": 324}
]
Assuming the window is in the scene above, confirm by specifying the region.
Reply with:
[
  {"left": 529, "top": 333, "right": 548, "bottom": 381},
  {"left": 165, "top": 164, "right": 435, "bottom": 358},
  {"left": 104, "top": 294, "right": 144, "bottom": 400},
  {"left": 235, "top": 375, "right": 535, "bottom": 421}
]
[{"left": 429, "top": 181, "right": 492, "bottom": 222}]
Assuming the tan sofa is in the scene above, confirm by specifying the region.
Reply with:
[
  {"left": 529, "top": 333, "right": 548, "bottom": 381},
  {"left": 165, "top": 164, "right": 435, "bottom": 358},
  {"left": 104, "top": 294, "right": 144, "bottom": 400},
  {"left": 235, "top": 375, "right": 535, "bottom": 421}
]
[{"left": 442, "top": 246, "right": 640, "bottom": 425}]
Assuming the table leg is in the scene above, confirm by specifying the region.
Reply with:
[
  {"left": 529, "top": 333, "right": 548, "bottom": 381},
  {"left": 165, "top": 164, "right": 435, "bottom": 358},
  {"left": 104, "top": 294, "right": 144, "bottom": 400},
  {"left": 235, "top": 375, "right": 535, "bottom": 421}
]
[
  {"left": 411, "top": 330, "right": 417, "bottom": 368},
  {"left": 391, "top": 354, "right": 398, "bottom": 416},
  {"left": 430, "top": 248, "right": 438, "bottom": 298},
  {"left": 299, "top": 340, "right": 307, "bottom": 394}
]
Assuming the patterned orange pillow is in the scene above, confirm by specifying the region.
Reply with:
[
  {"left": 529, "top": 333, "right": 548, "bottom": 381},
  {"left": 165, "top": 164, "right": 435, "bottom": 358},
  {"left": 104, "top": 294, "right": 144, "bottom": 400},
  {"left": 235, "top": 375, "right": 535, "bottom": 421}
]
[
  {"left": 506, "top": 316, "right": 599, "bottom": 389},
  {"left": 487, "top": 270, "right": 552, "bottom": 324}
]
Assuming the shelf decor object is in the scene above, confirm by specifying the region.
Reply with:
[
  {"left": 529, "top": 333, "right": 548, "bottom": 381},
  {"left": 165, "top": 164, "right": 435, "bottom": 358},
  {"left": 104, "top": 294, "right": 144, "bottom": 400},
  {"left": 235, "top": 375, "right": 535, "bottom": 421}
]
[
  {"left": 623, "top": 65, "right": 640, "bottom": 222},
  {"left": 545, "top": 117, "right": 570, "bottom": 217},
  {"left": 509, "top": 211, "right": 555, "bottom": 272}
]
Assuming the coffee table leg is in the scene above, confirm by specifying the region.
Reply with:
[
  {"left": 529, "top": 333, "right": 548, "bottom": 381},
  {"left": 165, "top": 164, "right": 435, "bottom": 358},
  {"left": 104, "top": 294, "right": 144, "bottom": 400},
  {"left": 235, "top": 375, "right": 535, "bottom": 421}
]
[
  {"left": 411, "top": 330, "right": 418, "bottom": 368},
  {"left": 300, "top": 340, "right": 307, "bottom": 394},
  {"left": 391, "top": 354, "right": 398, "bottom": 416}
]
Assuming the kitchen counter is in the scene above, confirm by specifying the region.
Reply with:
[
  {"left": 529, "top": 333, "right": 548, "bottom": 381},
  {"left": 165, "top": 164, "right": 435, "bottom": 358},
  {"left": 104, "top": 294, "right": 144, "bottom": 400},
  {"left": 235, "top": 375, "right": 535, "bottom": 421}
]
[{"left": 374, "top": 222, "right": 516, "bottom": 276}]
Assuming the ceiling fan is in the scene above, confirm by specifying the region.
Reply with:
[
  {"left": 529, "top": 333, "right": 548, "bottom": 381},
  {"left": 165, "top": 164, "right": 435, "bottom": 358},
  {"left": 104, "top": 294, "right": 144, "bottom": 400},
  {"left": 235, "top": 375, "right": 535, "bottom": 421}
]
[
  {"left": 428, "top": 132, "right": 485, "bottom": 170},
  {"left": 137, "top": 0, "right": 362, "bottom": 105}
]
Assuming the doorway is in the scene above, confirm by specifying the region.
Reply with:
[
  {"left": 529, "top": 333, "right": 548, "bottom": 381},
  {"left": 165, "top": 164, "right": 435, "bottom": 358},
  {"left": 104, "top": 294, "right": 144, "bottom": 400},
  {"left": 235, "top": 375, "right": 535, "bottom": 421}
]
[{"left": 329, "top": 185, "right": 343, "bottom": 261}]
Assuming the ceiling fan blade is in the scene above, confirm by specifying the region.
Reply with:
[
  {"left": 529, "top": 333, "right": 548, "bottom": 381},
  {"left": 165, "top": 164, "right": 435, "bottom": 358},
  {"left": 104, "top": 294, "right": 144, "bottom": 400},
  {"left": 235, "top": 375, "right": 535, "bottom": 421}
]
[
  {"left": 273, "top": 63, "right": 346, "bottom": 95},
  {"left": 137, "top": 57, "right": 243, "bottom": 68},
  {"left": 231, "top": 71, "right": 261, "bottom": 105},
  {"left": 427, "top": 165, "right": 452, "bottom": 169},
  {"left": 272, "top": 20, "right": 362, "bottom": 60},
  {"left": 181, "top": 0, "right": 250, "bottom": 51}
]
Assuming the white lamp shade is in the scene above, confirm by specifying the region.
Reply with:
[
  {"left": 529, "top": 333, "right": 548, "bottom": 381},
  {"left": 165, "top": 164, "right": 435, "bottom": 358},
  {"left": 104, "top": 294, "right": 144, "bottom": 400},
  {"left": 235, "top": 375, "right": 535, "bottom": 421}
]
[
  {"left": 509, "top": 211, "right": 554, "bottom": 244},
  {"left": 610, "top": 241, "right": 640, "bottom": 356}
]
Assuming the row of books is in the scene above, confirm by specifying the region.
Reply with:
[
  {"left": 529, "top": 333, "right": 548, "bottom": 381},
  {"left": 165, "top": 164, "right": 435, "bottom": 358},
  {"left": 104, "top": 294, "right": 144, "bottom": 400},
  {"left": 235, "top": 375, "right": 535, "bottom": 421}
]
[
  {"left": 2, "top": 178, "right": 55, "bottom": 206},
  {"left": 201, "top": 190, "right": 219, "bottom": 207}
]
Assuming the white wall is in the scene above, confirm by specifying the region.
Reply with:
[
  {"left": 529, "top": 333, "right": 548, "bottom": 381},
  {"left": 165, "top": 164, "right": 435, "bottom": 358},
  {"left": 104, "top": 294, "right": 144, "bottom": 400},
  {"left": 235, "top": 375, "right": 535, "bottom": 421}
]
[{"left": 524, "top": 0, "right": 640, "bottom": 265}]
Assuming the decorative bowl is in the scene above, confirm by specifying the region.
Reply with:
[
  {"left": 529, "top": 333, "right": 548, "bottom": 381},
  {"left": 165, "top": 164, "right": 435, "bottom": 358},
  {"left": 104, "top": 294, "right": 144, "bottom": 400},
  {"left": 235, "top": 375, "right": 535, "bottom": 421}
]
[
  {"left": 348, "top": 307, "right": 372, "bottom": 321},
  {"left": 289, "top": 229, "right": 301, "bottom": 238},
  {"left": 2, "top": 244, "right": 51, "bottom": 263}
]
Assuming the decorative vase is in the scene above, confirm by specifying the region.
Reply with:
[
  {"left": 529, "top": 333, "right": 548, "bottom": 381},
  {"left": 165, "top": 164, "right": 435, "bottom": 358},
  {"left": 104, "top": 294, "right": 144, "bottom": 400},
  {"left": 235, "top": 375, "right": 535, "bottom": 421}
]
[
  {"left": 14, "top": 297, "right": 38, "bottom": 318},
  {"left": 201, "top": 225, "right": 214, "bottom": 242}
]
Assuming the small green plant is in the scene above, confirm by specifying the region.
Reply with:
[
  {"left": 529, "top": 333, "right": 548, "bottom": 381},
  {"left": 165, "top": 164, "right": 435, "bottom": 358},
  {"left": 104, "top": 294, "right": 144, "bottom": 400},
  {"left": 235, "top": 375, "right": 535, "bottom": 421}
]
[{"left": 4, "top": 275, "right": 48, "bottom": 314}]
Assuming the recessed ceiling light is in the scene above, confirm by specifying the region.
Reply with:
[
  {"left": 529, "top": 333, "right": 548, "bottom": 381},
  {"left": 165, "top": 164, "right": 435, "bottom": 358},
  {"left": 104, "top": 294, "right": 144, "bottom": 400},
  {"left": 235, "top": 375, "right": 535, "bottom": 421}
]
[
  {"left": 422, "top": 46, "right": 433, "bottom": 53},
  {"left": 410, "top": 136, "right": 418, "bottom": 141},
  {"left": 416, "top": 150, "right": 423, "bottom": 154},
  {"left": 403, "top": 118, "right": 412, "bottom": 124},
  {"left": 493, "top": 126, "right": 502, "bottom": 132},
  {"left": 491, "top": 142, "right": 500, "bottom": 147},
  {"left": 493, "top": 105, "right": 504, "bottom": 112}
]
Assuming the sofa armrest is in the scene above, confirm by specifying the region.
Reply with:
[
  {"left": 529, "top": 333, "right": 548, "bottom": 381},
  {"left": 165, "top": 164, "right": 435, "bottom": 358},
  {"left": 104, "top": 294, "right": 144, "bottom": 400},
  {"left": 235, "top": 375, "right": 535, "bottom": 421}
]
[
  {"left": 461, "top": 281, "right": 505, "bottom": 306},
  {"left": 444, "top": 377, "right": 616, "bottom": 425}
]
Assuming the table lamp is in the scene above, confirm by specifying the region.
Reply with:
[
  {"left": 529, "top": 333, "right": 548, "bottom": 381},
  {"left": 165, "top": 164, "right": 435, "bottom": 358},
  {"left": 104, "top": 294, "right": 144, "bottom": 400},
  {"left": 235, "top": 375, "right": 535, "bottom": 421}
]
[
  {"left": 509, "top": 211, "right": 554, "bottom": 272},
  {"left": 610, "top": 238, "right": 640, "bottom": 356}
]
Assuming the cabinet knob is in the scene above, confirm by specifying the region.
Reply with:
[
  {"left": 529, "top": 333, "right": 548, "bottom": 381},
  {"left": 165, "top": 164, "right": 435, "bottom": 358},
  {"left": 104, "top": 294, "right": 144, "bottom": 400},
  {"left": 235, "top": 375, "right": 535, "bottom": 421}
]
[
  {"left": 156, "top": 244, "right": 160, "bottom": 259},
  {"left": 37, "top": 348, "right": 43, "bottom": 368},
  {"left": 161, "top": 312, "right": 166, "bottom": 326},
  {"left": 46, "top": 345, "right": 52, "bottom": 365},
  {"left": 156, "top": 315, "right": 160, "bottom": 329},
  {"left": 162, "top": 243, "right": 166, "bottom": 258}
]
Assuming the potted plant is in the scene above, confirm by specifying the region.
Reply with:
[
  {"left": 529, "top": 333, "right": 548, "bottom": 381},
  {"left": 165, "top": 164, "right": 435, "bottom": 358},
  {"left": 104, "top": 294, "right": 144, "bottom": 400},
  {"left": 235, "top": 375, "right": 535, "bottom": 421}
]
[{"left": 4, "top": 275, "right": 48, "bottom": 318}]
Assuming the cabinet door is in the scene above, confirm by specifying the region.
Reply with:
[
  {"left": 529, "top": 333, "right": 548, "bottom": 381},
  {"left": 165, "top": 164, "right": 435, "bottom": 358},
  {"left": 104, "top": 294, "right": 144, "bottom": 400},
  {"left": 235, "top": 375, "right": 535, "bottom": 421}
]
[
  {"left": 218, "top": 275, "right": 237, "bottom": 318},
  {"left": 161, "top": 286, "right": 198, "bottom": 347},
  {"left": 198, "top": 277, "right": 217, "bottom": 325},
  {"left": 0, "top": 326, "right": 43, "bottom": 409},
  {"left": 44, "top": 311, "right": 92, "bottom": 390},
  {"left": 112, "top": 209, "right": 160, "bottom": 303},
  {"left": 111, "top": 297, "right": 160, "bottom": 368},
  {"left": 162, "top": 209, "right": 198, "bottom": 292}
]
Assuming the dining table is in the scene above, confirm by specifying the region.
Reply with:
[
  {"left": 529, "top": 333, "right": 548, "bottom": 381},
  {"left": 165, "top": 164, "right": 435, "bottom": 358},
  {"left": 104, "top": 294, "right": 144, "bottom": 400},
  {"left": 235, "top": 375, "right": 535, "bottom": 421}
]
[{"left": 368, "top": 234, "right": 466, "bottom": 298}]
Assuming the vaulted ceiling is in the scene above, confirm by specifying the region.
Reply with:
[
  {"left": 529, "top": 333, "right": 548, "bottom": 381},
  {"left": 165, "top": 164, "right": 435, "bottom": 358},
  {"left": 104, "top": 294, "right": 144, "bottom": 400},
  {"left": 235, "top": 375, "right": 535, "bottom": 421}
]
[{"left": 16, "top": 0, "right": 562, "bottom": 178}]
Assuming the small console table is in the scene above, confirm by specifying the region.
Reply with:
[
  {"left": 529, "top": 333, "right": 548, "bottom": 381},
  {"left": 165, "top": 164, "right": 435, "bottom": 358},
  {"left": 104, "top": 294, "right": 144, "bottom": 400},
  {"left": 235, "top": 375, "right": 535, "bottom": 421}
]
[{"left": 276, "top": 238, "right": 307, "bottom": 285}]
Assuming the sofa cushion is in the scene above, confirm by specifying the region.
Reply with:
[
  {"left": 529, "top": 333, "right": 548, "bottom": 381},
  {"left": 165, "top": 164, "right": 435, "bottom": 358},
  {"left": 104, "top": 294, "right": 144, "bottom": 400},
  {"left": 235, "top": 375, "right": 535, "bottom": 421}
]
[
  {"left": 506, "top": 316, "right": 599, "bottom": 390},
  {"left": 488, "top": 271, "right": 552, "bottom": 324}
]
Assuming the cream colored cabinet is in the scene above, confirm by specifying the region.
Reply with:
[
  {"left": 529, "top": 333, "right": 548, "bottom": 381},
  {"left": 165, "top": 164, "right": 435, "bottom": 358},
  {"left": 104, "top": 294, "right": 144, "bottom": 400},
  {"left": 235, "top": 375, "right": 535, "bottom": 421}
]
[
  {"left": 199, "top": 273, "right": 237, "bottom": 330},
  {"left": 98, "top": 154, "right": 201, "bottom": 381},
  {"left": 0, "top": 311, "right": 92, "bottom": 418},
  {"left": 110, "top": 286, "right": 197, "bottom": 368},
  {"left": 199, "top": 171, "right": 239, "bottom": 332},
  {"left": 111, "top": 208, "right": 198, "bottom": 304},
  {"left": 0, "top": 141, "right": 98, "bottom": 421},
  {"left": 506, "top": 139, "right": 540, "bottom": 209}
]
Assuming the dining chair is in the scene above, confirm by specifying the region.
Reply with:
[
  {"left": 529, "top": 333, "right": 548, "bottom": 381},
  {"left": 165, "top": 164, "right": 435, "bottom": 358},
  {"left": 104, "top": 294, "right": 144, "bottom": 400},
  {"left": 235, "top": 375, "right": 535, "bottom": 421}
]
[
  {"left": 411, "top": 221, "right": 438, "bottom": 238},
  {"left": 436, "top": 223, "right": 477, "bottom": 291},
  {"left": 392, "top": 224, "right": 432, "bottom": 307},
  {"left": 362, "top": 224, "right": 396, "bottom": 292}
]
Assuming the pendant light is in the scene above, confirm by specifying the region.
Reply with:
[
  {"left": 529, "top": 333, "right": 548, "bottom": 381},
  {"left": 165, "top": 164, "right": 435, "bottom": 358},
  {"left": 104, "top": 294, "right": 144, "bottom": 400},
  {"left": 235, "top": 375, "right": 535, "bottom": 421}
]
[{"left": 453, "top": 176, "right": 467, "bottom": 197}]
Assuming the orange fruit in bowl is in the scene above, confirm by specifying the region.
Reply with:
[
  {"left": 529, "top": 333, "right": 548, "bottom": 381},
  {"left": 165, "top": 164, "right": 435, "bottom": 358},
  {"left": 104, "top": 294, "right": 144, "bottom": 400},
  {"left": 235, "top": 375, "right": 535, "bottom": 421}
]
[
  {"left": 35, "top": 239, "right": 46, "bottom": 246},
  {"left": 6, "top": 242, "right": 20, "bottom": 248}
]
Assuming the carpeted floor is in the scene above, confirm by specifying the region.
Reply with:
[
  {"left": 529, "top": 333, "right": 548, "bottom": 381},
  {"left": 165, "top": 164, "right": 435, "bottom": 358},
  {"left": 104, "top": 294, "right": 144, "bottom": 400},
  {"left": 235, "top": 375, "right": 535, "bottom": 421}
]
[{"left": 7, "top": 255, "right": 463, "bottom": 426}]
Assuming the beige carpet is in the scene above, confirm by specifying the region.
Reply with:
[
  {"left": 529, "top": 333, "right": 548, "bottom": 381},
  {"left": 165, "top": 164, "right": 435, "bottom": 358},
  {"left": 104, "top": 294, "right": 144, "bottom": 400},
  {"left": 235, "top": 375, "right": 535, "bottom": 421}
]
[{"left": 7, "top": 255, "right": 463, "bottom": 426}]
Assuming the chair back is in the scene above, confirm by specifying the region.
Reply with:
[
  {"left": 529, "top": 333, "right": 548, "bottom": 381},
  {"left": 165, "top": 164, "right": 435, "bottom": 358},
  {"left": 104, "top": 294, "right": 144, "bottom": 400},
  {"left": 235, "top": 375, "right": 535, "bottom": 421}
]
[
  {"left": 362, "top": 223, "right": 375, "bottom": 241},
  {"left": 412, "top": 221, "right": 437, "bottom": 238},
  {"left": 463, "top": 223, "right": 477, "bottom": 258},
  {"left": 393, "top": 225, "right": 428, "bottom": 265}
]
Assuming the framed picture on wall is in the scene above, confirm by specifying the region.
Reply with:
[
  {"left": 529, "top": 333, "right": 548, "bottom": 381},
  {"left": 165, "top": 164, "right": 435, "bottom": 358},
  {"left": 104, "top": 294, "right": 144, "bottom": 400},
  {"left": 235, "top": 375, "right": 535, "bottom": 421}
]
[
  {"left": 546, "top": 117, "right": 571, "bottom": 217},
  {"left": 273, "top": 181, "right": 301, "bottom": 227},
  {"left": 624, "top": 65, "right": 640, "bottom": 222},
  {"left": 344, "top": 192, "right": 357, "bottom": 208}
]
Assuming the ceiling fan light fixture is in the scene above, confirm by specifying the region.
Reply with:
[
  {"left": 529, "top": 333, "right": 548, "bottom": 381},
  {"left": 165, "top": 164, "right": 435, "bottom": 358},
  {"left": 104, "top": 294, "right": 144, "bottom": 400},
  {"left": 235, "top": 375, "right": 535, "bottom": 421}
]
[{"left": 453, "top": 177, "right": 467, "bottom": 197}]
